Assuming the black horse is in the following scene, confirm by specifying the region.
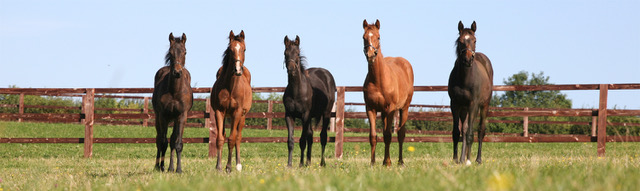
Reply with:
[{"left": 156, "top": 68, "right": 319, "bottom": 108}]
[
  {"left": 448, "top": 21, "right": 493, "bottom": 165},
  {"left": 283, "top": 35, "right": 336, "bottom": 167},
  {"left": 152, "top": 33, "right": 193, "bottom": 173}
]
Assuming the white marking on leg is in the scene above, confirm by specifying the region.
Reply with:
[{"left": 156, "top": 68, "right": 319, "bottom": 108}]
[
  {"left": 236, "top": 164, "right": 243, "bottom": 171},
  {"left": 465, "top": 160, "right": 472, "bottom": 166}
]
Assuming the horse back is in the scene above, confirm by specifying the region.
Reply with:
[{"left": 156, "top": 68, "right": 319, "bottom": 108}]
[
  {"left": 385, "top": 56, "right": 415, "bottom": 105},
  {"left": 307, "top": 67, "right": 337, "bottom": 114},
  {"left": 474, "top": 52, "right": 493, "bottom": 81}
]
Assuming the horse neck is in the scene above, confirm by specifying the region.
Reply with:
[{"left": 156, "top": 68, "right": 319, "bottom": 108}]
[
  {"left": 287, "top": 67, "right": 311, "bottom": 95},
  {"left": 367, "top": 52, "right": 386, "bottom": 84}
]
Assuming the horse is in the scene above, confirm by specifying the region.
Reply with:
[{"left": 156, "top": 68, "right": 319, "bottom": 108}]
[
  {"left": 362, "top": 19, "right": 414, "bottom": 166},
  {"left": 282, "top": 35, "right": 336, "bottom": 167},
  {"left": 211, "top": 30, "right": 253, "bottom": 172},
  {"left": 151, "top": 33, "right": 193, "bottom": 173},
  {"left": 448, "top": 21, "right": 494, "bottom": 165}
]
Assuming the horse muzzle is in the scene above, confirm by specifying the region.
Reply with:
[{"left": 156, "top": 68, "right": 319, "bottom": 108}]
[
  {"left": 172, "top": 70, "right": 182, "bottom": 78},
  {"left": 364, "top": 45, "right": 378, "bottom": 60},
  {"left": 234, "top": 60, "right": 243, "bottom": 76}
]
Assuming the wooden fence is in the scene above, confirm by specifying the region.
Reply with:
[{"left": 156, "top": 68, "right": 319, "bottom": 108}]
[{"left": 1, "top": 84, "right": 640, "bottom": 158}]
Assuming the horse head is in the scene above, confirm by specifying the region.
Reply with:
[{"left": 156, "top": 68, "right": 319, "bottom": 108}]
[
  {"left": 362, "top": 19, "right": 381, "bottom": 62},
  {"left": 456, "top": 21, "right": 477, "bottom": 66},
  {"left": 227, "top": 30, "right": 246, "bottom": 76},
  {"left": 283, "top": 35, "right": 306, "bottom": 76},
  {"left": 166, "top": 33, "right": 187, "bottom": 78}
]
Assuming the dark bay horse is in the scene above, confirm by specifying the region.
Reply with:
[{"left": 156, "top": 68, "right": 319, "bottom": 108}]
[
  {"left": 152, "top": 33, "right": 193, "bottom": 173},
  {"left": 362, "top": 19, "right": 414, "bottom": 166},
  {"left": 282, "top": 35, "right": 336, "bottom": 167},
  {"left": 448, "top": 21, "right": 494, "bottom": 165},
  {"left": 211, "top": 30, "right": 253, "bottom": 172}
]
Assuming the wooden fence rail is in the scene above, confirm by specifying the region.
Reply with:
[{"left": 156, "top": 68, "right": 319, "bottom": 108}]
[{"left": 1, "top": 83, "right": 639, "bottom": 158}]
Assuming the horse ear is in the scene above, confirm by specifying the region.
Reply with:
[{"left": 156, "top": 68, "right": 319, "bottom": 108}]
[
  {"left": 239, "top": 30, "right": 245, "bottom": 40},
  {"left": 363, "top": 19, "right": 368, "bottom": 29},
  {"left": 294, "top": 35, "right": 300, "bottom": 46},
  {"left": 375, "top": 19, "right": 380, "bottom": 29},
  {"left": 471, "top": 21, "right": 477, "bottom": 32},
  {"left": 169, "top": 33, "right": 175, "bottom": 43},
  {"left": 181, "top": 33, "right": 187, "bottom": 43},
  {"left": 229, "top": 30, "right": 235, "bottom": 41},
  {"left": 458, "top": 21, "right": 464, "bottom": 33},
  {"left": 284, "top": 36, "right": 290, "bottom": 46}
]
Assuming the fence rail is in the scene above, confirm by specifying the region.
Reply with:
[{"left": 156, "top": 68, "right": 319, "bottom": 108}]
[{"left": 1, "top": 83, "right": 639, "bottom": 158}]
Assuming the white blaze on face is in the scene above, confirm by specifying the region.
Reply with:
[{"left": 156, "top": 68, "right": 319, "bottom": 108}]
[
  {"left": 464, "top": 35, "right": 470, "bottom": 40},
  {"left": 234, "top": 43, "right": 242, "bottom": 74}
]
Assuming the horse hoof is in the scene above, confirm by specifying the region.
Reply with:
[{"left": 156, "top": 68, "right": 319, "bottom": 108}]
[
  {"left": 175, "top": 169, "right": 183, "bottom": 173},
  {"left": 236, "top": 164, "right": 243, "bottom": 172},
  {"left": 225, "top": 167, "right": 232, "bottom": 173},
  {"left": 476, "top": 159, "right": 483, "bottom": 164},
  {"left": 320, "top": 161, "right": 326, "bottom": 167}
]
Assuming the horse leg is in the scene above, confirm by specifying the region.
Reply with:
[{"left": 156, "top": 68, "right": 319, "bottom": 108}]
[
  {"left": 382, "top": 112, "right": 393, "bottom": 167},
  {"left": 320, "top": 115, "right": 330, "bottom": 167},
  {"left": 459, "top": 112, "right": 469, "bottom": 164},
  {"left": 298, "top": 116, "right": 310, "bottom": 167},
  {"left": 476, "top": 105, "right": 488, "bottom": 164},
  {"left": 285, "top": 115, "right": 295, "bottom": 167},
  {"left": 464, "top": 105, "right": 479, "bottom": 164},
  {"left": 366, "top": 108, "right": 377, "bottom": 165},
  {"left": 167, "top": 119, "right": 178, "bottom": 172},
  {"left": 398, "top": 108, "right": 409, "bottom": 166},
  {"left": 305, "top": 118, "right": 314, "bottom": 166},
  {"left": 234, "top": 115, "right": 246, "bottom": 171},
  {"left": 173, "top": 113, "right": 186, "bottom": 173},
  {"left": 226, "top": 115, "right": 240, "bottom": 173},
  {"left": 155, "top": 116, "right": 168, "bottom": 171},
  {"left": 214, "top": 110, "right": 225, "bottom": 171},
  {"left": 451, "top": 105, "right": 461, "bottom": 163}
]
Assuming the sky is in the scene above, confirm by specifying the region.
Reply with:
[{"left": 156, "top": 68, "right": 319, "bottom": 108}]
[{"left": 1, "top": 0, "right": 638, "bottom": 110}]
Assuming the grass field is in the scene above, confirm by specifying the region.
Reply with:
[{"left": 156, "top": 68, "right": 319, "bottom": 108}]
[{"left": 1, "top": 121, "right": 639, "bottom": 190}]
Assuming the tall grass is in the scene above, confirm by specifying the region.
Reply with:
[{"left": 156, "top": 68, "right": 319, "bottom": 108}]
[{"left": 1, "top": 121, "right": 639, "bottom": 190}]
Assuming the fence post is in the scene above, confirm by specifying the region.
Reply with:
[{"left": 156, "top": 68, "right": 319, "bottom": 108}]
[
  {"left": 597, "top": 84, "right": 608, "bottom": 157},
  {"left": 267, "top": 100, "right": 273, "bottom": 130},
  {"left": 330, "top": 102, "right": 336, "bottom": 132},
  {"left": 591, "top": 115, "right": 597, "bottom": 137},
  {"left": 523, "top": 107, "right": 529, "bottom": 137},
  {"left": 334, "top": 87, "right": 345, "bottom": 159},
  {"left": 83, "top": 88, "right": 95, "bottom": 158},
  {"left": 143, "top": 97, "right": 149, "bottom": 127},
  {"left": 206, "top": 98, "right": 217, "bottom": 158},
  {"left": 18, "top": 93, "right": 24, "bottom": 122}
]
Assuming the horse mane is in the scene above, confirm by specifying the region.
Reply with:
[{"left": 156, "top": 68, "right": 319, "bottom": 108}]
[{"left": 164, "top": 50, "right": 173, "bottom": 66}]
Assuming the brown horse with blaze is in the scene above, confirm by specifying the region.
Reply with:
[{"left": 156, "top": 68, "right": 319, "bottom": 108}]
[
  {"left": 362, "top": 19, "right": 414, "bottom": 166},
  {"left": 211, "top": 30, "right": 253, "bottom": 172}
]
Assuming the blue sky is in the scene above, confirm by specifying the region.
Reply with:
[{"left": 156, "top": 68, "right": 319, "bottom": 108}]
[{"left": 1, "top": 1, "right": 638, "bottom": 109}]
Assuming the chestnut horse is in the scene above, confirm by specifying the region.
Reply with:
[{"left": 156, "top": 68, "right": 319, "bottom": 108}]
[
  {"left": 211, "top": 30, "right": 252, "bottom": 172},
  {"left": 282, "top": 35, "right": 336, "bottom": 167},
  {"left": 448, "top": 21, "right": 493, "bottom": 165},
  {"left": 152, "top": 33, "right": 193, "bottom": 173},
  {"left": 362, "top": 19, "right": 414, "bottom": 166}
]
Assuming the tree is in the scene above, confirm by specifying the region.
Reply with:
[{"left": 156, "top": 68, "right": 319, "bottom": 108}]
[
  {"left": 489, "top": 71, "right": 573, "bottom": 134},
  {"left": 491, "top": 71, "right": 571, "bottom": 108}
]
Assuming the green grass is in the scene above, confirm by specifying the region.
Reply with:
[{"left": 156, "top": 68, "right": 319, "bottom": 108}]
[{"left": 1, "top": 121, "right": 639, "bottom": 190}]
